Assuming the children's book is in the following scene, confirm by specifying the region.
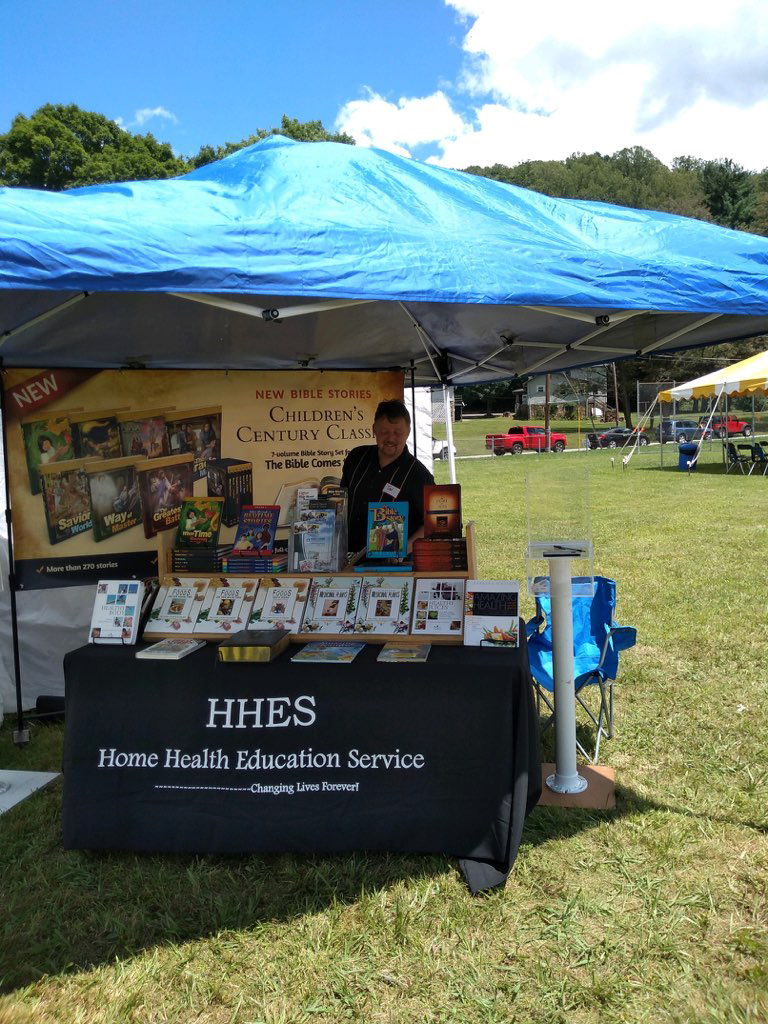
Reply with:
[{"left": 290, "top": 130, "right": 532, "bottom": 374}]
[
  {"left": 423, "top": 484, "right": 462, "bottom": 539},
  {"left": 463, "top": 580, "right": 520, "bottom": 647},
  {"left": 71, "top": 411, "right": 123, "bottom": 460},
  {"left": 247, "top": 576, "right": 311, "bottom": 633},
  {"left": 143, "top": 575, "right": 212, "bottom": 636},
  {"left": 135, "top": 638, "right": 206, "bottom": 660},
  {"left": 136, "top": 454, "right": 195, "bottom": 539},
  {"left": 86, "top": 458, "right": 143, "bottom": 542},
  {"left": 231, "top": 505, "right": 280, "bottom": 556},
  {"left": 21, "top": 408, "right": 80, "bottom": 494},
  {"left": 354, "top": 576, "right": 414, "bottom": 635},
  {"left": 376, "top": 642, "right": 431, "bottom": 663},
  {"left": 206, "top": 458, "right": 253, "bottom": 526},
  {"left": 411, "top": 578, "right": 465, "bottom": 636},
  {"left": 39, "top": 458, "right": 97, "bottom": 545},
  {"left": 301, "top": 576, "right": 362, "bottom": 634},
  {"left": 117, "top": 410, "right": 170, "bottom": 459},
  {"left": 166, "top": 407, "right": 222, "bottom": 480},
  {"left": 89, "top": 579, "right": 145, "bottom": 644},
  {"left": 366, "top": 502, "right": 408, "bottom": 559},
  {"left": 176, "top": 497, "right": 225, "bottom": 548},
  {"left": 291, "top": 642, "right": 365, "bottom": 664},
  {"left": 193, "top": 576, "right": 260, "bottom": 635}
]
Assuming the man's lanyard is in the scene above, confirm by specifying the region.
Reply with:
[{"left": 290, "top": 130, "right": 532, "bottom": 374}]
[{"left": 348, "top": 451, "right": 415, "bottom": 501}]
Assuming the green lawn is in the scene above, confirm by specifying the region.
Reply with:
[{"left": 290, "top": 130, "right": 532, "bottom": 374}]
[{"left": 2, "top": 453, "right": 767, "bottom": 1023}]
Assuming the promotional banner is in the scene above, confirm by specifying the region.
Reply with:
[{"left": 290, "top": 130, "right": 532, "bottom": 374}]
[{"left": 2, "top": 368, "right": 403, "bottom": 589}]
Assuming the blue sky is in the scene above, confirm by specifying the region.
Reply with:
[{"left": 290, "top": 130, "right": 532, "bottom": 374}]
[{"left": 3, "top": 1, "right": 768, "bottom": 170}]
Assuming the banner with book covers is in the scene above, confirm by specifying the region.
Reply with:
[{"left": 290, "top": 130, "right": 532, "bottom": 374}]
[{"left": 2, "top": 368, "right": 403, "bottom": 589}]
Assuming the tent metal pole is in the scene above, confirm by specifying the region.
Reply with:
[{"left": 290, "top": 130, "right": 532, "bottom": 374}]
[
  {"left": 0, "top": 370, "right": 28, "bottom": 746},
  {"left": 0, "top": 293, "right": 88, "bottom": 349},
  {"left": 443, "top": 385, "right": 457, "bottom": 485}
]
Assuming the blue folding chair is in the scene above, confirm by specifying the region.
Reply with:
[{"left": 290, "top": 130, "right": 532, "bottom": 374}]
[{"left": 525, "top": 576, "right": 637, "bottom": 763}]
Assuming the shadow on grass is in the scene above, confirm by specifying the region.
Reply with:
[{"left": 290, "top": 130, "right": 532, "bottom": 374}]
[{"left": 2, "top": 722, "right": 765, "bottom": 992}]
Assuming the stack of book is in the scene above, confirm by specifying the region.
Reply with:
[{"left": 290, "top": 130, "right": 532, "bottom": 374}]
[
  {"left": 172, "top": 544, "right": 233, "bottom": 573},
  {"left": 412, "top": 537, "right": 468, "bottom": 572},
  {"left": 222, "top": 551, "right": 288, "bottom": 573}
]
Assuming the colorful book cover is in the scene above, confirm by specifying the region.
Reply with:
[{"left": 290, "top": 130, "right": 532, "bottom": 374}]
[
  {"left": 291, "top": 641, "right": 365, "bottom": 664},
  {"left": 301, "top": 576, "right": 362, "bottom": 634},
  {"left": 118, "top": 411, "right": 169, "bottom": 459},
  {"left": 39, "top": 458, "right": 95, "bottom": 545},
  {"left": 206, "top": 458, "right": 253, "bottom": 526},
  {"left": 71, "top": 412, "right": 123, "bottom": 460},
  {"left": 463, "top": 580, "right": 520, "bottom": 647},
  {"left": 89, "top": 579, "right": 145, "bottom": 644},
  {"left": 86, "top": 458, "right": 143, "bottom": 542},
  {"left": 377, "top": 642, "right": 432, "bottom": 663},
  {"left": 176, "top": 497, "right": 225, "bottom": 548},
  {"left": 231, "top": 505, "right": 280, "bottom": 555},
  {"left": 411, "top": 578, "right": 465, "bottom": 635},
  {"left": 166, "top": 407, "right": 222, "bottom": 479},
  {"left": 366, "top": 502, "right": 408, "bottom": 559},
  {"left": 20, "top": 409, "right": 79, "bottom": 494},
  {"left": 193, "top": 576, "right": 260, "bottom": 635},
  {"left": 136, "top": 454, "right": 194, "bottom": 538},
  {"left": 354, "top": 576, "right": 414, "bottom": 635},
  {"left": 247, "top": 576, "right": 311, "bottom": 633},
  {"left": 143, "top": 575, "right": 212, "bottom": 636},
  {"left": 423, "top": 484, "right": 462, "bottom": 539}
]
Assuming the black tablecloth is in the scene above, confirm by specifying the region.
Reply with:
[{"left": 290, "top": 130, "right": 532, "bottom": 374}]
[{"left": 63, "top": 638, "right": 540, "bottom": 893}]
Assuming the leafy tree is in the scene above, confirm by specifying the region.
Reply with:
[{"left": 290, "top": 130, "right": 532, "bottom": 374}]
[
  {"left": 697, "top": 158, "right": 757, "bottom": 230},
  {"left": 0, "top": 103, "right": 185, "bottom": 190},
  {"left": 188, "top": 114, "right": 354, "bottom": 170}
]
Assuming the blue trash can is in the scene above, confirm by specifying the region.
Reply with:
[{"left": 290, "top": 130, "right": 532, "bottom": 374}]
[{"left": 678, "top": 443, "right": 698, "bottom": 471}]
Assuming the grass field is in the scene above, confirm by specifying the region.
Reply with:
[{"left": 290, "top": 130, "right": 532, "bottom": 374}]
[{"left": 1, "top": 450, "right": 767, "bottom": 1024}]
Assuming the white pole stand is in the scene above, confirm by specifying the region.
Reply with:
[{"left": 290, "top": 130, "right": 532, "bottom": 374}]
[{"left": 545, "top": 555, "right": 588, "bottom": 794}]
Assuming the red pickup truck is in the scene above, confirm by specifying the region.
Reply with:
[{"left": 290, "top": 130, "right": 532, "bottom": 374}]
[{"left": 485, "top": 425, "right": 567, "bottom": 454}]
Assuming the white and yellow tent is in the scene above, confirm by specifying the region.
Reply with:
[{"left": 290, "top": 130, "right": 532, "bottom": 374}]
[{"left": 659, "top": 348, "right": 768, "bottom": 403}]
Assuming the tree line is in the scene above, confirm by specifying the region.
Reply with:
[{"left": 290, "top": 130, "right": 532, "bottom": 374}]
[{"left": 2, "top": 103, "right": 764, "bottom": 422}]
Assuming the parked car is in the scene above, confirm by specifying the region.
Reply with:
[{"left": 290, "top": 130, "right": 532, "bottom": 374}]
[
  {"left": 592, "top": 427, "right": 649, "bottom": 449},
  {"left": 658, "top": 419, "right": 711, "bottom": 443},
  {"left": 432, "top": 437, "right": 456, "bottom": 460},
  {"left": 485, "top": 424, "right": 567, "bottom": 454},
  {"left": 702, "top": 415, "right": 752, "bottom": 439}
]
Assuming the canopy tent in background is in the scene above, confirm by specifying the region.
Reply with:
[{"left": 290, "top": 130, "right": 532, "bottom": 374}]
[
  {"left": 2, "top": 135, "right": 768, "bottom": 383},
  {"left": 658, "top": 348, "right": 768, "bottom": 402}
]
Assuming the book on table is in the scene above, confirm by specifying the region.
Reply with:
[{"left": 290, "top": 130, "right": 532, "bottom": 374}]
[
  {"left": 411, "top": 578, "right": 466, "bottom": 637},
  {"left": 175, "top": 497, "right": 225, "bottom": 548},
  {"left": 291, "top": 642, "right": 365, "bottom": 664},
  {"left": 365, "top": 501, "right": 408, "bottom": 560},
  {"left": 193, "top": 576, "right": 261, "bottom": 636},
  {"left": 463, "top": 580, "right": 520, "bottom": 647},
  {"left": 230, "top": 504, "right": 280, "bottom": 556},
  {"left": 376, "top": 642, "right": 432, "bottom": 663},
  {"left": 217, "top": 628, "right": 291, "bottom": 662},
  {"left": 353, "top": 575, "right": 414, "bottom": 635},
  {"left": 247, "top": 576, "right": 311, "bottom": 633},
  {"left": 89, "top": 579, "right": 146, "bottom": 645},
  {"left": 423, "top": 483, "right": 462, "bottom": 538},
  {"left": 143, "top": 575, "right": 212, "bottom": 636},
  {"left": 301, "top": 576, "right": 362, "bottom": 634},
  {"left": 135, "top": 638, "right": 206, "bottom": 660}
]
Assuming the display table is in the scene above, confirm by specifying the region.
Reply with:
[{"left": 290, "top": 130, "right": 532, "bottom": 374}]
[{"left": 62, "top": 638, "right": 541, "bottom": 893}]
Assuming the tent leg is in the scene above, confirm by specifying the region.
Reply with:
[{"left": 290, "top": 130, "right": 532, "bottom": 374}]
[{"left": 0, "top": 375, "right": 28, "bottom": 746}]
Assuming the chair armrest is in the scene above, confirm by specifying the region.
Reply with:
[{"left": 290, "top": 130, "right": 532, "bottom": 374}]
[{"left": 610, "top": 624, "right": 637, "bottom": 652}]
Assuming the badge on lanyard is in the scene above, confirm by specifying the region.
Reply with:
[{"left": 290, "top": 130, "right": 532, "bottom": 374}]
[{"left": 382, "top": 481, "right": 401, "bottom": 499}]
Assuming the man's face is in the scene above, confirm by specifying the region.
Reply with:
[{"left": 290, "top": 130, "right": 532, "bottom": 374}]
[{"left": 373, "top": 416, "right": 409, "bottom": 463}]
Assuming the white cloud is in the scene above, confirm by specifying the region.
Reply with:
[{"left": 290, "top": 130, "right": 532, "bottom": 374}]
[
  {"left": 132, "top": 106, "right": 178, "bottom": 128},
  {"left": 335, "top": 0, "right": 768, "bottom": 170}
]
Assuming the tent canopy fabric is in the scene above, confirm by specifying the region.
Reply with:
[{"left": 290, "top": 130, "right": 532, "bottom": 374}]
[
  {"left": 658, "top": 348, "right": 768, "bottom": 402},
  {"left": 2, "top": 135, "right": 768, "bottom": 384}
]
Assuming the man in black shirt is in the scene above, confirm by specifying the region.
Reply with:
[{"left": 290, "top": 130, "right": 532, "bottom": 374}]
[{"left": 341, "top": 399, "right": 434, "bottom": 554}]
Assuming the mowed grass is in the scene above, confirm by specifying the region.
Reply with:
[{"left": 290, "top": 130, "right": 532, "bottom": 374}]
[{"left": 2, "top": 451, "right": 767, "bottom": 1024}]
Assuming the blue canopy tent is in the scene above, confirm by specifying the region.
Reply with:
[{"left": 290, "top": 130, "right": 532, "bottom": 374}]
[
  {"left": 2, "top": 134, "right": 768, "bottom": 383},
  {"left": 2, "top": 135, "right": 768, "bottom": 728}
]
